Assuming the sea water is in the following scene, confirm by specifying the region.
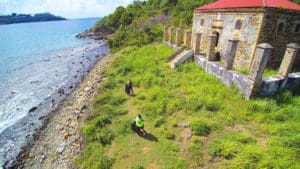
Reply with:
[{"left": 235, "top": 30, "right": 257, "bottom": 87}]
[{"left": 0, "top": 18, "right": 106, "bottom": 166}]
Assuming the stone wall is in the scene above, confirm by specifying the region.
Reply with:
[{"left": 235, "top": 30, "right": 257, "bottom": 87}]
[
  {"left": 258, "top": 8, "right": 300, "bottom": 68},
  {"left": 192, "top": 10, "right": 264, "bottom": 69},
  {"left": 194, "top": 54, "right": 300, "bottom": 98},
  {"left": 194, "top": 55, "right": 255, "bottom": 98},
  {"left": 261, "top": 73, "right": 300, "bottom": 96}
]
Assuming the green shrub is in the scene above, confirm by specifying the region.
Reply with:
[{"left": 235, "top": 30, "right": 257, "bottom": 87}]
[
  {"left": 228, "top": 133, "right": 256, "bottom": 144},
  {"left": 75, "top": 143, "right": 113, "bottom": 169},
  {"left": 259, "top": 146, "right": 298, "bottom": 168},
  {"left": 184, "top": 95, "right": 204, "bottom": 112},
  {"left": 154, "top": 116, "right": 165, "bottom": 127},
  {"left": 191, "top": 136, "right": 202, "bottom": 144},
  {"left": 101, "top": 79, "right": 117, "bottom": 89},
  {"left": 209, "top": 139, "right": 239, "bottom": 159},
  {"left": 283, "top": 134, "right": 300, "bottom": 149},
  {"left": 229, "top": 145, "right": 263, "bottom": 169},
  {"left": 210, "top": 121, "right": 223, "bottom": 132},
  {"left": 94, "top": 115, "right": 111, "bottom": 128},
  {"left": 165, "top": 158, "right": 187, "bottom": 169},
  {"left": 188, "top": 142, "right": 204, "bottom": 168},
  {"left": 165, "top": 130, "right": 176, "bottom": 140},
  {"left": 190, "top": 118, "right": 211, "bottom": 136},
  {"left": 170, "top": 119, "right": 178, "bottom": 127},
  {"left": 247, "top": 99, "right": 278, "bottom": 114},
  {"left": 189, "top": 142, "right": 203, "bottom": 158},
  {"left": 262, "top": 68, "right": 278, "bottom": 77},
  {"left": 166, "top": 98, "right": 181, "bottom": 114},
  {"left": 95, "top": 129, "right": 114, "bottom": 146},
  {"left": 82, "top": 124, "right": 96, "bottom": 142},
  {"left": 115, "top": 118, "right": 133, "bottom": 135},
  {"left": 110, "top": 94, "right": 127, "bottom": 106},
  {"left": 209, "top": 132, "right": 256, "bottom": 160},
  {"left": 142, "top": 100, "right": 167, "bottom": 116},
  {"left": 205, "top": 98, "right": 221, "bottom": 112},
  {"left": 132, "top": 164, "right": 144, "bottom": 169},
  {"left": 113, "top": 108, "right": 129, "bottom": 116},
  {"left": 136, "top": 93, "right": 146, "bottom": 100},
  {"left": 276, "top": 90, "right": 293, "bottom": 104},
  {"left": 94, "top": 92, "right": 112, "bottom": 105}
]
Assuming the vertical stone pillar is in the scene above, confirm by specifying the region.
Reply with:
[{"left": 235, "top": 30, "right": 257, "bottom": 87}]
[
  {"left": 224, "top": 39, "right": 239, "bottom": 70},
  {"left": 278, "top": 43, "right": 300, "bottom": 78},
  {"left": 163, "top": 26, "right": 169, "bottom": 43},
  {"left": 184, "top": 30, "right": 192, "bottom": 48},
  {"left": 176, "top": 28, "right": 183, "bottom": 47},
  {"left": 207, "top": 35, "right": 217, "bottom": 61},
  {"left": 169, "top": 27, "right": 175, "bottom": 45},
  {"left": 249, "top": 43, "right": 273, "bottom": 81},
  {"left": 193, "top": 33, "right": 201, "bottom": 55}
]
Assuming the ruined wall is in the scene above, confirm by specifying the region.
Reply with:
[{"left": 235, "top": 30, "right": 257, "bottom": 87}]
[
  {"left": 192, "top": 10, "right": 264, "bottom": 69},
  {"left": 258, "top": 8, "right": 300, "bottom": 68}
]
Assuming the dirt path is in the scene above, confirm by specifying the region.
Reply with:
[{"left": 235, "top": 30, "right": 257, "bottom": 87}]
[{"left": 18, "top": 53, "right": 114, "bottom": 169}]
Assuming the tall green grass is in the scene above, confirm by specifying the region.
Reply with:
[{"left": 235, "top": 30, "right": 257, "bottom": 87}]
[{"left": 77, "top": 44, "right": 300, "bottom": 169}]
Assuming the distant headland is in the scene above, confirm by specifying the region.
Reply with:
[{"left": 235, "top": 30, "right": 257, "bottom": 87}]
[{"left": 0, "top": 12, "right": 66, "bottom": 25}]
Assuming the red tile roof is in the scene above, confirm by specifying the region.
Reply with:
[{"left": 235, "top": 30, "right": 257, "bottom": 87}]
[{"left": 196, "top": 0, "right": 300, "bottom": 11}]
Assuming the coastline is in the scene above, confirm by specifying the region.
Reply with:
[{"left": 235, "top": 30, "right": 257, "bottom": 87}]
[
  {"left": 0, "top": 41, "right": 110, "bottom": 168},
  {"left": 17, "top": 44, "right": 113, "bottom": 169}
]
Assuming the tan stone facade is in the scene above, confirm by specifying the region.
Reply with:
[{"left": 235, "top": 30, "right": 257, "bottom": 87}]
[
  {"left": 192, "top": 8, "right": 300, "bottom": 70},
  {"left": 258, "top": 9, "right": 300, "bottom": 68},
  {"left": 164, "top": 5, "right": 300, "bottom": 99}
]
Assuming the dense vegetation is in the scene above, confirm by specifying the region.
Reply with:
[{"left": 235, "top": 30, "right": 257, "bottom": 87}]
[
  {"left": 0, "top": 13, "right": 66, "bottom": 25},
  {"left": 93, "top": 0, "right": 214, "bottom": 51},
  {"left": 76, "top": 44, "right": 300, "bottom": 169},
  {"left": 93, "top": 0, "right": 300, "bottom": 52}
]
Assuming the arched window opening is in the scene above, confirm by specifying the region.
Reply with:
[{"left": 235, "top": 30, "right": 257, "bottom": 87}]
[
  {"left": 277, "top": 23, "right": 285, "bottom": 32},
  {"left": 200, "top": 19, "right": 205, "bottom": 26},
  {"left": 235, "top": 20, "right": 242, "bottom": 30},
  {"left": 295, "top": 24, "right": 300, "bottom": 33}
]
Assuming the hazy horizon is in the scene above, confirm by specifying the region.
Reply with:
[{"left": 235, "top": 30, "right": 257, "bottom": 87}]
[{"left": 0, "top": 0, "right": 134, "bottom": 19}]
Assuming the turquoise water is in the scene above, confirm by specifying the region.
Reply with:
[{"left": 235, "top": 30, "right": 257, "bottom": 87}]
[
  {"left": 0, "top": 18, "right": 108, "bottom": 166},
  {"left": 0, "top": 18, "right": 98, "bottom": 90},
  {"left": 0, "top": 18, "right": 99, "bottom": 133}
]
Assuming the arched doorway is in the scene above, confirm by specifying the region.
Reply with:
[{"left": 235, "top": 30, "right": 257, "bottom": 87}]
[
  {"left": 212, "top": 31, "right": 220, "bottom": 47},
  {"left": 212, "top": 31, "right": 220, "bottom": 61}
]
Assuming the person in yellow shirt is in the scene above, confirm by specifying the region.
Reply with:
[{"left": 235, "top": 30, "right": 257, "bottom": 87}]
[{"left": 134, "top": 114, "right": 145, "bottom": 136}]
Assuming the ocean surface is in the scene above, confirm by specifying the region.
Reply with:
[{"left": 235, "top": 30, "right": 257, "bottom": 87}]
[{"left": 0, "top": 18, "right": 108, "bottom": 167}]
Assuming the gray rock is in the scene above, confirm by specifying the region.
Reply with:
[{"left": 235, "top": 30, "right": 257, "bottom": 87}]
[
  {"left": 56, "top": 142, "right": 66, "bottom": 154},
  {"left": 186, "top": 131, "right": 193, "bottom": 140},
  {"left": 69, "top": 137, "right": 76, "bottom": 144},
  {"left": 177, "top": 122, "right": 190, "bottom": 128}
]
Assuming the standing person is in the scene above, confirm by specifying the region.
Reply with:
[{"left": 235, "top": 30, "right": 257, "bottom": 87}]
[
  {"left": 135, "top": 114, "right": 145, "bottom": 136},
  {"left": 125, "top": 83, "right": 130, "bottom": 95},
  {"left": 128, "top": 80, "right": 134, "bottom": 95}
]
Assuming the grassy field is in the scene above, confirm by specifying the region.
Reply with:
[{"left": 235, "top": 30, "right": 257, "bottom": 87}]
[{"left": 76, "top": 44, "right": 300, "bottom": 169}]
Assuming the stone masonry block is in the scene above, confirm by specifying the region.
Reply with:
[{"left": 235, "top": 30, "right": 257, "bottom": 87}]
[
  {"left": 249, "top": 43, "right": 273, "bottom": 82},
  {"left": 278, "top": 43, "right": 300, "bottom": 78}
]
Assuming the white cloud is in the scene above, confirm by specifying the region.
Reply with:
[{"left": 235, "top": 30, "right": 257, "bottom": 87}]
[{"left": 0, "top": 0, "right": 134, "bottom": 18}]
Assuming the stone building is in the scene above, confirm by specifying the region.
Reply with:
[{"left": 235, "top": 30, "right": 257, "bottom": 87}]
[{"left": 192, "top": 0, "right": 300, "bottom": 69}]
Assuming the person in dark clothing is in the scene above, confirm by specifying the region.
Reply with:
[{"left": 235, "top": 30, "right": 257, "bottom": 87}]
[
  {"left": 125, "top": 83, "right": 130, "bottom": 95},
  {"left": 128, "top": 80, "right": 134, "bottom": 95}
]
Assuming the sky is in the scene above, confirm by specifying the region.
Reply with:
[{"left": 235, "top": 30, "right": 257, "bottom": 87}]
[{"left": 0, "top": 0, "right": 134, "bottom": 19}]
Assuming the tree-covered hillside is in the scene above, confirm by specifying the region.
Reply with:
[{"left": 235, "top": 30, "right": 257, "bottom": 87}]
[
  {"left": 93, "top": 0, "right": 214, "bottom": 51},
  {"left": 92, "top": 0, "right": 300, "bottom": 52}
]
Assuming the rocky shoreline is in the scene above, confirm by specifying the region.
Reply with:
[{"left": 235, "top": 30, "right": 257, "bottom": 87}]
[
  {"left": 14, "top": 46, "right": 111, "bottom": 169},
  {"left": 0, "top": 41, "right": 112, "bottom": 168},
  {"left": 75, "top": 29, "right": 104, "bottom": 40},
  {"left": 15, "top": 48, "right": 113, "bottom": 169}
]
